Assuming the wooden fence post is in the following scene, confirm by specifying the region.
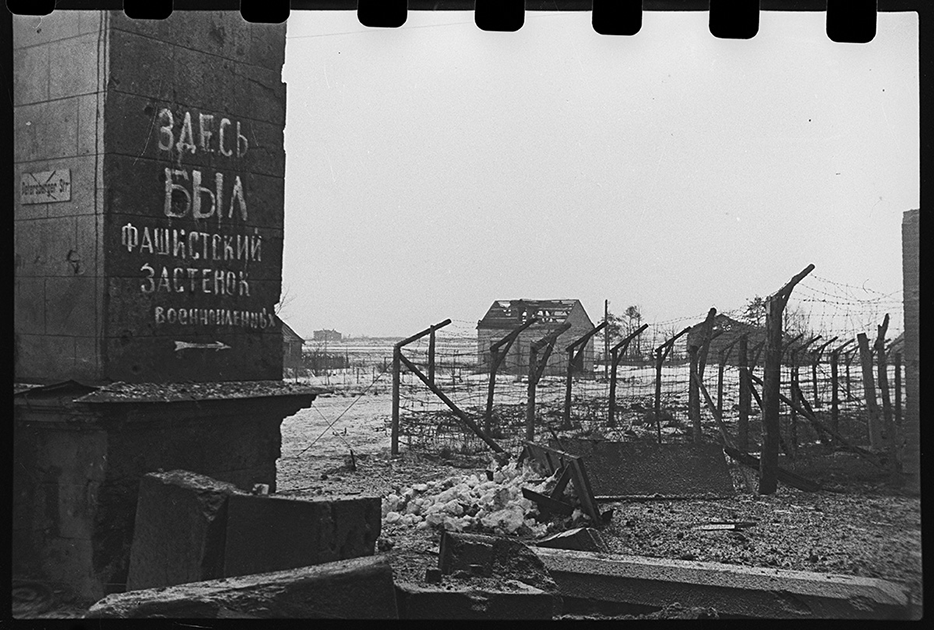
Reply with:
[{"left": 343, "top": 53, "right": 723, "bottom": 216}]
[
  {"left": 717, "top": 349, "right": 726, "bottom": 420},
  {"left": 527, "top": 323, "right": 571, "bottom": 439},
  {"left": 830, "top": 347, "right": 840, "bottom": 445},
  {"left": 652, "top": 347, "right": 663, "bottom": 438},
  {"left": 605, "top": 324, "right": 646, "bottom": 429},
  {"left": 428, "top": 328, "right": 436, "bottom": 386},
  {"left": 563, "top": 322, "right": 607, "bottom": 429},
  {"left": 811, "top": 337, "right": 837, "bottom": 409},
  {"left": 875, "top": 315, "right": 895, "bottom": 473},
  {"left": 760, "top": 264, "right": 814, "bottom": 495},
  {"left": 485, "top": 318, "right": 539, "bottom": 436},
  {"left": 738, "top": 334, "right": 750, "bottom": 451},
  {"left": 609, "top": 346, "right": 620, "bottom": 428},
  {"left": 391, "top": 345, "right": 401, "bottom": 456},
  {"left": 857, "top": 332, "right": 883, "bottom": 450}
]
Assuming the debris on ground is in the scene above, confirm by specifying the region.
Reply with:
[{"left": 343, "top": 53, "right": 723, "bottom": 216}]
[{"left": 381, "top": 459, "right": 593, "bottom": 537}]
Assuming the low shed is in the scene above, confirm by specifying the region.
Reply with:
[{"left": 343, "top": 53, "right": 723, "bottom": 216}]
[{"left": 279, "top": 318, "right": 305, "bottom": 369}]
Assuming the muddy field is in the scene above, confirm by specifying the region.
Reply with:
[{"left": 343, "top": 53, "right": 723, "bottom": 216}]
[{"left": 277, "top": 385, "right": 923, "bottom": 616}]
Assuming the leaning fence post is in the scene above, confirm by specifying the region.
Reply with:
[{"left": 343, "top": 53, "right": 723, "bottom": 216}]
[
  {"left": 391, "top": 345, "right": 401, "bottom": 456},
  {"left": 857, "top": 332, "right": 883, "bottom": 450},
  {"left": 738, "top": 334, "right": 750, "bottom": 451}
]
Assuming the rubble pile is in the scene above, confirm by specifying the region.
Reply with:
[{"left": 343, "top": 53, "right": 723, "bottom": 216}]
[{"left": 381, "top": 461, "right": 588, "bottom": 537}]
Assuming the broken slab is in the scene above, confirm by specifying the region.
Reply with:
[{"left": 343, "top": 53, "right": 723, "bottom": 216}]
[
  {"left": 395, "top": 580, "right": 553, "bottom": 619},
  {"left": 126, "top": 470, "right": 244, "bottom": 591},
  {"left": 535, "top": 548, "right": 911, "bottom": 619},
  {"left": 223, "top": 493, "right": 381, "bottom": 578},
  {"left": 536, "top": 527, "right": 608, "bottom": 553},
  {"left": 439, "top": 531, "right": 562, "bottom": 616},
  {"left": 86, "top": 555, "right": 398, "bottom": 618},
  {"left": 551, "top": 438, "right": 735, "bottom": 499}
]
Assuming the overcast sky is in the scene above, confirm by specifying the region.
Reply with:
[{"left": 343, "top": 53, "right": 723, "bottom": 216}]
[{"left": 279, "top": 10, "right": 918, "bottom": 339}]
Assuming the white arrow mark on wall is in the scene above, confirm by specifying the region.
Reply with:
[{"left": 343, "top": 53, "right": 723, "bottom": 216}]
[{"left": 174, "top": 341, "right": 232, "bottom": 352}]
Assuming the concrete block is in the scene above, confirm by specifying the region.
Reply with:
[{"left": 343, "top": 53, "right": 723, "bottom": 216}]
[
  {"left": 535, "top": 548, "right": 911, "bottom": 619},
  {"left": 553, "top": 438, "right": 735, "bottom": 498},
  {"left": 126, "top": 470, "right": 243, "bottom": 591},
  {"left": 395, "top": 580, "right": 554, "bottom": 619},
  {"left": 48, "top": 34, "right": 100, "bottom": 99},
  {"left": 536, "top": 527, "right": 608, "bottom": 553},
  {"left": 13, "top": 45, "right": 49, "bottom": 106},
  {"left": 89, "top": 556, "right": 398, "bottom": 619},
  {"left": 222, "top": 494, "right": 381, "bottom": 578}
]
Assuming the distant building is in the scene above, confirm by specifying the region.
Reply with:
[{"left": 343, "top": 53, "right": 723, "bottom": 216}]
[
  {"left": 313, "top": 329, "right": 342, "bottom": 342},
  {"left": 279, "top": 318, "right": 305, "bottom": 369},
  {"left": 477, "top": 299, "right": 595, "bottom": 377}
]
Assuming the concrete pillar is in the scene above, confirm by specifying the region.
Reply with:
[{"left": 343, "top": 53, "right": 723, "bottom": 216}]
[{"left": 13, "top": 10, "right": 288, "bottom": 383}]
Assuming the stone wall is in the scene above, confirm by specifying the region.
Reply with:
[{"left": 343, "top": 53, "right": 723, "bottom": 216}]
[
  {"left": 13, "top": 11, "right": 107, "bottom": 381},
  {"left": 13, "top": 394, "right": 290, "bottom": 600}
]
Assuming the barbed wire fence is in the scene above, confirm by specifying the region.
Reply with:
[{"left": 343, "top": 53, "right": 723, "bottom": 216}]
[{"left": 295, "top": 275, "right": 904, "bottom": 461}]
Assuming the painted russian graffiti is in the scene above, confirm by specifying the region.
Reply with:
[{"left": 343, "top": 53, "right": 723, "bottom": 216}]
[{"left": 120, "top": 106, "right": 276, "bottom": 331}]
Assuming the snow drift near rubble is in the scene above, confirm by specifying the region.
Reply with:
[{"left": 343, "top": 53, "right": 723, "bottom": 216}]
[{"left": 381, "top": 461, "right": 588, "bottom": 537}]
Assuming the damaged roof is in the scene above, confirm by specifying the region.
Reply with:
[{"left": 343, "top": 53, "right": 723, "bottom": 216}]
[{"left": 477, "top": 299, "right": 582, "bottom": 329}]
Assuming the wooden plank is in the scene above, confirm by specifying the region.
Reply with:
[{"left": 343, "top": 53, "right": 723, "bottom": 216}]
[
  {"left": 521, "top": 488, "right": 574, "bottom": 516},
  {"left": 567, "top": 458, "right": 601, "bottom": 523}
]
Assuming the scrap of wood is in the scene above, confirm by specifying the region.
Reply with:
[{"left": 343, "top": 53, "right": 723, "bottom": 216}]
[
  {"left": 521, "top": 488, "right": 574, "bottom": 516},
  {"left": 692, "top": 521, "right": 757, "bottom": 531},
  {"left": 550, "top": 465, "right": 572, "bottom": 500}
]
